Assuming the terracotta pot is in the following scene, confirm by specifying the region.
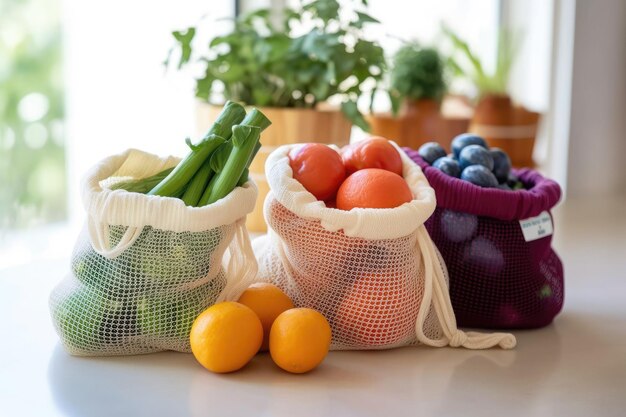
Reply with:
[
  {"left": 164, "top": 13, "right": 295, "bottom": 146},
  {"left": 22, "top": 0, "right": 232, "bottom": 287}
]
[
  {"left": 469, "top": 94, "right": 540, "bottom": 167},
  {"left": 367, "top": 97, "right": 471, "bottom": 151},
  {"left": 196, "top": 103, "right": 352, "bottom": 232}
]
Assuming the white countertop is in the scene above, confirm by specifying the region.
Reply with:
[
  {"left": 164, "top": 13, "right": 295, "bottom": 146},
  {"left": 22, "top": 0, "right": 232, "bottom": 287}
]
[{"left": 1, "top": 197, "right": 625, "bottom": 417}]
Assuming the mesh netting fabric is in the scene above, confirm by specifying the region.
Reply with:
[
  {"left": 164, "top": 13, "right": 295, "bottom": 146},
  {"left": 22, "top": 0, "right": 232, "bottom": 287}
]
[
  {"left": 49, "top": 149, "right": 258, "bottom": 356},
  {"left": 254, "top": 143, "right": 516, "bottom": 350},
  {"left": 257, "top": 199, "right": 434, "bottom": 350},
  {"left": 404, "top": 148, "right": 564, "bottom": 329}
]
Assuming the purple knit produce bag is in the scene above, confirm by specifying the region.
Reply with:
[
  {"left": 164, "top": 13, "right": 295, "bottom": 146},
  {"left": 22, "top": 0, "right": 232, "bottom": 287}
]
[{"left": 404, "top": 148, "right": 564, "bottom": 329}]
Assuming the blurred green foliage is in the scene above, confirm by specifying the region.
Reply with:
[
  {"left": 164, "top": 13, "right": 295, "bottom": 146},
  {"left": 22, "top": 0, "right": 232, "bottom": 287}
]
[
  {"left": 389, "top": 45, "right": 447, "bottom": 114},
  {"left": 0, "top": 0, "right": 66, "bottom": 229},
  {"left": 167, "top": 0, "right": 386, "bottom": 132}
]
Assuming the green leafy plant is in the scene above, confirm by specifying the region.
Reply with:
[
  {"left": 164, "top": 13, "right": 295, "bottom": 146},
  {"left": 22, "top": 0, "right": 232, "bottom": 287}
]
[
  {"left": 388, "top": 44, "right": 446, "bottom": 114},
  {"left": 444, "top": 26, "right": 519, "bottom": 97},
  {"left": 166, "top": 0, "right": 385, "bottom": 131}
]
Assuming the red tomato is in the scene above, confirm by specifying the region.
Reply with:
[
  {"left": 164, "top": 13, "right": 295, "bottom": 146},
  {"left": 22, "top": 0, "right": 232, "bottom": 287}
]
[{"left": 289, "top": 144, "right": 346, "bottom": 201}]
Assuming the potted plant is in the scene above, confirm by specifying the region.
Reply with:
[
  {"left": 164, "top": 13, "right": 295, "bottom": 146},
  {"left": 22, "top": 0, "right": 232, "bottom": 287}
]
[
  {"left": 167, "top": 0, "right": 385, "bottom": 231},
  {"left": 444, "top": 27, "right": 539, "bottom": 167},
  {"left": 368, "top": 44, "right": 469, "bottom": 149}
]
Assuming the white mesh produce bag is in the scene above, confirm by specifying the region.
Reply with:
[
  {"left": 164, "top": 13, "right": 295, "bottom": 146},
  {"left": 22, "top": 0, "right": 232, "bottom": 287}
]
[
  {"left": 50, "top": 149, "right": 258, "bottom": 356},
  {"left": 254, "top": 143, "right": 516, "bottom": 350}
]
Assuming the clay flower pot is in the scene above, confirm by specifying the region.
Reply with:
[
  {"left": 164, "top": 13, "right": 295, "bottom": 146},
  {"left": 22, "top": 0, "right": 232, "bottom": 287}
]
[
  {"left": 469, "top": 94, "right": 540, "bottom": 167},
  {"left": 367, "top": 97, "right": 471, "bottom": 151}
]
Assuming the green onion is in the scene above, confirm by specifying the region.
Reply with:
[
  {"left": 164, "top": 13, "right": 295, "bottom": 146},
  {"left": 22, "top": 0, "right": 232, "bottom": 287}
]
[
  {"left": 198, "top": 142, "right": 231, "bottom": 205},
  {"left": 237, "top": 141, "right": 261, "bottom": 185},
  {"left": 240, "top": 108, "right": 272, "bottom": 132},
  {"left": 210, "top": 141, "right": 234, "bottom": 174},
  {"left": 201, "top": 125, "right": 261, "bottom": 205},
  {"left": 199, "top": 100, "right": 247, "bottom": 140},
  {"left": 197, "top": 108, "right": 271, "bottom": 205},
  {"left": 147, "top": 135, "right": 226, "bottom": 197},
  {"left": 198, "top": 175, "right": 218, "bottom": 206},
  {"left": 147, "top": 101, "right": 245, "bottom": 197},
  {"left": 181, "top": 159, "right": 213, "bottom": 207},
  {"left": 237, "top": 168, "right": 249, "bottom": 187},
  {"left": 110, "top": 167, "right": 174, "bottom": 193}
]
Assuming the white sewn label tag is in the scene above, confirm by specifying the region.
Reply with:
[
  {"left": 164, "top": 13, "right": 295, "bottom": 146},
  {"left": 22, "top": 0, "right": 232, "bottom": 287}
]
[{"left": 519, "top": 211, "right": 553, "bottom": 242}]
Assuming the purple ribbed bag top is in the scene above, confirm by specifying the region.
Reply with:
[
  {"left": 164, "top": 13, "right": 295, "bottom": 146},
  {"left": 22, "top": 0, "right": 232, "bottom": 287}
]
[{"left": 403, "top": 147, "right": 564, "bottom": 329}]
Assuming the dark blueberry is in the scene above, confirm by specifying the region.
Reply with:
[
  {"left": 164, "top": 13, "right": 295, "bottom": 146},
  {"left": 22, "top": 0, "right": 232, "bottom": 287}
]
[
  {"left": 440, "top": 210, "right": 478, "bottom": 242},
  {"left": 432, "top": 156, "right": 461, "bottom": 178},
  {"left": 496, "top": 183, "right": 512, "bottom": 191},
  {"left": 463, "top": 236, "right": 505, "bottom": 275},
  {"left": 490, "top": 148, "right": 512, "bottom": 183},
  {"left": 451, "top": 133, "right": 488, "bottom": 159},
  {"left": 418, "top": 142, "right": 447, "bottom": 164},
  {"left": 461, "top": 165, "right": 499, "bottom": 187},
  {"left": 459, "top": 145, "right": 495, "bottom": 171}
]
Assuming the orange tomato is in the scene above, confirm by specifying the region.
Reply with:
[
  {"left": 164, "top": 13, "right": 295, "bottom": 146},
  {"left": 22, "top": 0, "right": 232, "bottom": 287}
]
[
  {"left": 342, "top": 137, "right": 403, "bottom": 176},
  {"left": 336, "top": 168, "right": 413, "bottom": 210},
  {"left": 289, "top": 143, "right": 346, "bottom": 201}
]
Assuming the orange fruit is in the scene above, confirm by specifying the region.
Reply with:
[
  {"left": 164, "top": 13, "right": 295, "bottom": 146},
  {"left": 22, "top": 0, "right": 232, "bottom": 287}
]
[
  {"left": 189, "top": 301, "right": 263, "bottom": 373},
  {"left": 237, "top": 283, "right": 295, "bottom": 351},
  {"left": 270, "top": 308, "right": 332, "bottom": 374},
  {"left": 289, "top": 143, "right": 346, "bottom": 201},
  {"left": 342, "top": 137, "right": 403, "bottom": 176},
  {"left": 334, "top": 273, "right": 420, "bottom": 347},
  {"left": 336, "top": 168, "right": 413, "bottom": 210}
]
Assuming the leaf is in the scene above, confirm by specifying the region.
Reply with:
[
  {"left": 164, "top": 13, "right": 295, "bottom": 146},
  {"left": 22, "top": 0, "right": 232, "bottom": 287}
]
[
  {"left": 231, "top": 125, "right": 255, "bottom": 147},
  {"left": 172, "top": 27, "right": 196, "bottom": 69},
  {"left": 210, "top": 34, "right": 236, "bottom": 48},
  {"left": 252, "top": 88, "right": 273, "bottom": 106},
  {"left": 167, "top": 0, "right": 385, "bottom": 111},
  {"left": 210, "top": 141, "right": 233, "bottom": 173},
  {"left": 185, "top": 137, "right": 197, "bottom": 151},
  {"left": 241, "top": 8, "right": 271, "bottom": 24},
  {"left": 443, "top": 26, "right": 486, "bottom": 79},
  {"left": 304, "top": 0, "right": 340, "bottom": 23},
  {"left": 354, "top": 11, "right": 380, "bottom": 28},
  {"left": 282, "top": 8, "right": 300, "bottom": 32},
  {"left": 195, "top": 70, "right": 215, "bottom": 101},
  {"left": 310, "top": 78, "right": 330, "bottom": 100},
  {"left": 341, "top": 100, "right": 369, "bottom": 132},
  {"left": 255, "top": 35, "right": 291, "bottom": 63}
]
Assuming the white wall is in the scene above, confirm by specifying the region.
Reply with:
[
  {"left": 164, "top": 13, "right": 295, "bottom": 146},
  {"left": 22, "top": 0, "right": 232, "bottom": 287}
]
[{"left": 566, "top": 0, "right": 626, "bottom": 197}]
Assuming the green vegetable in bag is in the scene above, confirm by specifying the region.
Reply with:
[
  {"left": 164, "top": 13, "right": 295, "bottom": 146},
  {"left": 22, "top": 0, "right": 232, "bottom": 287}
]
[
  {"left": 137, "top": 270, "right": 227, "bottom": 339},
  {"left": 53, "top": 288, "right": 130, "bottom": 352}
]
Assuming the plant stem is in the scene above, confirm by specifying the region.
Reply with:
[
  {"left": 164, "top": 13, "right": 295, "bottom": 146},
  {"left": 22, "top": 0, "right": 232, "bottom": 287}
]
[
  {"left": 181, "top": 159, "right": 213, "bottom": 207},
  {"left": 201, "top": 125, "right": 261, "bottom": 205},
  {"left": 110, "top": 167, "right": 174, "bottom": 193}
]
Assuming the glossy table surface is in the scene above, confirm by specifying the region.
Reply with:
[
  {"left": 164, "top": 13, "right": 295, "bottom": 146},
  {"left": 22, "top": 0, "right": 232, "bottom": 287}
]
[{"left": 1, "top": 197, "right": 625, "bottom": 417}]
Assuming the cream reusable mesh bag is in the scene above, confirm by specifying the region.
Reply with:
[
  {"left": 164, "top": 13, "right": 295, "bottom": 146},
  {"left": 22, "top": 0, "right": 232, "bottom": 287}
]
[
  {"left": 49, "top": 149, "right": 258, "bottom": 356},
  {"left": 254, "top": 143, "right": 516, "bottom": 350}
]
